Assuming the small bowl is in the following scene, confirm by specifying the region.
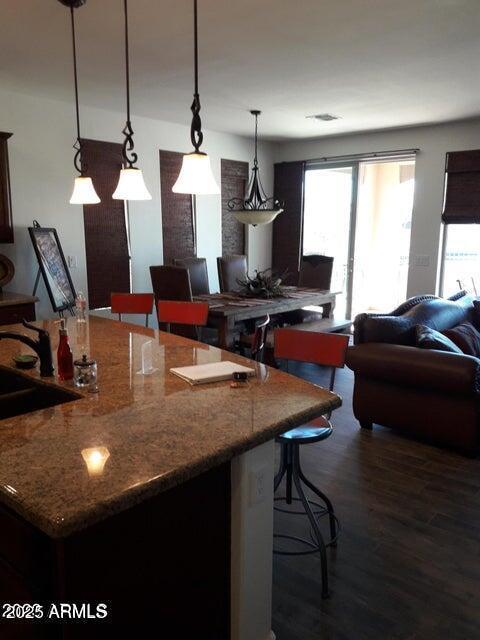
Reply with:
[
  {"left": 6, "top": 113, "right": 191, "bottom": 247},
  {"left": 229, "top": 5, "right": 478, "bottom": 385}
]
[{"left": 13, "top": 354, "right": 38, "bottom": 370}]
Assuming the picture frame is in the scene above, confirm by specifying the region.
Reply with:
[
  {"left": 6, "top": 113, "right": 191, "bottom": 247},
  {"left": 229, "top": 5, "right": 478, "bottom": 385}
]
[{"left": 28, "top": 225, "right": 76, "bottom": 313}]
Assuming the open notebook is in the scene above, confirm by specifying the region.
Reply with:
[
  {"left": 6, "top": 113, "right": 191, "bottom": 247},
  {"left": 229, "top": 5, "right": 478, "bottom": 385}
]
[{"left": 170, "top": 361, "right": 255, "bottom": 386}]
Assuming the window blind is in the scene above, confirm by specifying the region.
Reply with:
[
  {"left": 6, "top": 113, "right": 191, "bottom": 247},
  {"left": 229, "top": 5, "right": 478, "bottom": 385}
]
[
  {"left": 221, "top": 159, "right": 248, "bottom": 256},
  {"left": 160, "top": 150, "right": 195, "bottom": 264},
  {"left": 443, "top": 149, "right": 480, "bottom": 224},
  {"left": 272, "top": 161, "right": 305, "bottom": 284},
  {"left": 81, "top": 138, "right": 130, "bottom": 310}
]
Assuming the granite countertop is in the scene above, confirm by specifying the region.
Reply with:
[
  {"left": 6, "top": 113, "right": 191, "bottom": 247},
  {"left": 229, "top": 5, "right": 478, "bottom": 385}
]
[{"left": 0, "top": 316, "right": 341, "bottom": 539}]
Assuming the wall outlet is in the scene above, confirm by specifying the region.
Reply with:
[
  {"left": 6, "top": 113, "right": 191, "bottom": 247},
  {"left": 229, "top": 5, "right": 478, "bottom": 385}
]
[
  {"left": 415, "top": 255, "right": 430, "bottom": 267},
  {"left": 67, "top": 255, "right": 78, "bottom": 269},
  {"left": 249, "top": 466, "right": 268, "bottom": 506}
]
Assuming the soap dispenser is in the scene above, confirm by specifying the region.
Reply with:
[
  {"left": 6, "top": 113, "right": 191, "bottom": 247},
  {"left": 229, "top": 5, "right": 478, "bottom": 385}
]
[{"left": 57, "top": 319, "right": 74, "bottom": 381}]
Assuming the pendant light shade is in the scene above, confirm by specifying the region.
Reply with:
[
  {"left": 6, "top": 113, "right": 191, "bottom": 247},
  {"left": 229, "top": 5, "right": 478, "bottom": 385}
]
[
  {"left": 70, "top": 176, "right": 101, "bottom": 204},
  {"left": 59, "top": 0, "right": 100, "bottom": 205},
  {"left": 114, "top": 0, "right": 151, "bottom": 201},
  {"left": 113, "top": 168, "right": 151, "bottom": 201},
  {"left": 173, "top": 0, "right": 219, "bottom": 195},
  {"left": 172, "top": 152, "right": 219, "bottom": 195},
  {"left": 228, "top": 110, "right": 283, "bottom": 226}
]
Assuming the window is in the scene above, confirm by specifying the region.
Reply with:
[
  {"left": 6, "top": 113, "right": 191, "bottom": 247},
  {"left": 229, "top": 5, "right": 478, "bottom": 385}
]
[
  {"left": 440, "top": 224, "right": 480, "bottom": 297},
  {"left": 302, "top": 158, "right": 415, "bottom": 318}
]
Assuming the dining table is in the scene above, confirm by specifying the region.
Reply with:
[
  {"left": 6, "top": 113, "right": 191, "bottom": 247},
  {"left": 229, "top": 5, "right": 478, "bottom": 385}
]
[{"left": 194, "top": 286, "right": 338, "bottom": 349}]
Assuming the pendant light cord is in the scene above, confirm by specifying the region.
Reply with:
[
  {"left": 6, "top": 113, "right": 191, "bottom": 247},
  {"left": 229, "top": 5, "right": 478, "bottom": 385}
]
[
  {"left": 253, "top": 111, "right": 258, "bottom": 168},
  {"left": 190, "top": 0, "right": 203, "bottom": 153},
  {"left": 193, "top": 0, "right": 198, "bottom": 97},
  {"left": 120, "top": 0, "right": 137, "bottom": 168},
  {"left": 70, "top": 6, "right": 83, "bottom": 174},
  {"left": 124, "top": 0, "right": 131, "bottom": 122}
]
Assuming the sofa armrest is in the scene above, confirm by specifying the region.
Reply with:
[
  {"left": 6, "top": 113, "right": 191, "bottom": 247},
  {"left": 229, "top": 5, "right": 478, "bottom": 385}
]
[{"left": 346, "top": 343, "right": 480, "bottom": 395}]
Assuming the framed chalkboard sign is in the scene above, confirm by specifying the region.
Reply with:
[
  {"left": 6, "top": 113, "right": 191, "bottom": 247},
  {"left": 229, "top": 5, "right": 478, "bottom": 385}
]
[{"left": 28, "top": 224, "right": 76, "bottom": 313}]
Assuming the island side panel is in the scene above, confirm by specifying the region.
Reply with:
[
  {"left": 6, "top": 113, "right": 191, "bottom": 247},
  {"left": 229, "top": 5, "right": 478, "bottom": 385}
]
[
  {"left": 0, "top": 463, "right": 231, "bottom": 639},
  {"left": 231, "top": 440, "right": 275, "bottom": 640}
]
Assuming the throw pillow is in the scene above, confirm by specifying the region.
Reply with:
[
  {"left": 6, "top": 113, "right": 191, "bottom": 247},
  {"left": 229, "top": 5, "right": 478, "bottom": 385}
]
[
  {"left": 415, "top": 325, "right": 463, "bottom": 354},
  {"left": 443, "top": 322, "right": 480, "bottom": 356}
]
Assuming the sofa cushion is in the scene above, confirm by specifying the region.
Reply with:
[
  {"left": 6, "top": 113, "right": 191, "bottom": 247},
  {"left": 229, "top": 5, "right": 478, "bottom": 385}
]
[
  {"left": 360, "top": 296, "right": 475, "bottom": 346},
  {"left": 471, "top": 299, "right": 480, "bottom": 331},
  {"left": 443, "top": 322, "right": 480, "bottom": 356},
  {"left": 415, "top": 325, "right": 463, "bottom": 354}
]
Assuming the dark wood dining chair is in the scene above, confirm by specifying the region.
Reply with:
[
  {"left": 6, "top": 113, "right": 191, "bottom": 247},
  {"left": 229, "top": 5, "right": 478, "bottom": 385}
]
[
  {"left": 173, "top": 257, "right": 210, "bottom": 296},
  {"left": 110, "top": 293, "right": 155, "bottom": 327},
  {"left": 299, "top": 254, "right": 334, "bottom": 289},
  {"left": 149, "top": 265, "right": 193, "bottom": 302},
  {"left": 236, "top": 315, "right": 270, "bottom": 363},
  {"left": 217, "top": 255, "right": 248, "bottom": 292},
  {"left": 286, "top": 255, "right": 335, "bottom": 324},
  {"left": 150, "top": 265, "right": 195, "bottom": 338},
  {"left": 157, "top": 300, "right": 209, "bottom": 339},
  {"left": 273, "top": 328, "right": 349, "bottom": 599}
]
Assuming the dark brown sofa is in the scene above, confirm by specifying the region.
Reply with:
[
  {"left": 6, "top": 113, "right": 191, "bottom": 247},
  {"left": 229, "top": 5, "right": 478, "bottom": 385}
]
[{"left": 346, "top": 292, "right": 480, "bottom": 455}]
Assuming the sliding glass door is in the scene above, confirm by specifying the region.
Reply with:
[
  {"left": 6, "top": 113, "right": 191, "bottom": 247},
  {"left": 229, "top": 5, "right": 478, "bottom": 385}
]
[
  {"left": 303, "top": 164, "right": 357, "bottom": 318},
  {"left": 303, "top": 158, "right": 415, "bottom": 319}
]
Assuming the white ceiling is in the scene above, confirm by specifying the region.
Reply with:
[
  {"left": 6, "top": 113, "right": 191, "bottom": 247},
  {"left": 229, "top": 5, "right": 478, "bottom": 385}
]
[{"left": 1, "top": 0, "right": 480, "bottom": 141}]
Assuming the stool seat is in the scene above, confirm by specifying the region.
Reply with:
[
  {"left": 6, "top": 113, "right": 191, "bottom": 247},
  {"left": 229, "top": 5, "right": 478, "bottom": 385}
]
[{"left": 277, "top": 416, "right": 332, "bottom": 444}]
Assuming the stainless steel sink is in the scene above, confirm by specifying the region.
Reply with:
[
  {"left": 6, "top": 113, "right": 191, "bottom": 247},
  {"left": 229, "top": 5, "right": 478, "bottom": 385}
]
[{"left": 0, "top": 367, "right": 80, "bottom": 420}]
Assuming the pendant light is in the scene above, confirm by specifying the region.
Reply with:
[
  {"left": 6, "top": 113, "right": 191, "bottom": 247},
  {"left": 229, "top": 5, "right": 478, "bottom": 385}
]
[
  {"left": 59, "top": 0, "right": 100, "bottom": 205},
  {"left": 172, "top": 0, "right": 219, "bottom": 195},
  {"left": 113, "top": 0, "right": 151, "bottom": 200},
  {"left": 228, "top": 111, "right": 283, "bottom": 226},
  {"left": 227, "top": 109, "right": 283, "bottom": 227}
]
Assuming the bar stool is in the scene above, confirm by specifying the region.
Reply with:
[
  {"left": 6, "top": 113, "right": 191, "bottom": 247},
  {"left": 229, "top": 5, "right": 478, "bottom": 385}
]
[
  {"left": 235, "top": 315, "right": 270, "bottom": 362},
  {"left": 111, "top": 293, "right": 155, "bottom": 327},
  {"left": 273, "top": 328, "right": 349, "bottom": 599},
  {"left": 157, "top": 300, "right": 209, "bottom": 339}
]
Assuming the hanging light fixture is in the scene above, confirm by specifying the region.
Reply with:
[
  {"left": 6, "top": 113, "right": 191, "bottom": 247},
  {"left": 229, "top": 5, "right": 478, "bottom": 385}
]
[
  {"left": 59, "top": 0, "right": 100, "bottom": 205},
  {"left": 228, "top": 110, "right": 283, "bottom": 226},
  {"left": 172, "top": 0, "right": 219, "bottom": 195},
  {"left": 113, "top": 0, "right": 151, "bottom": 200}
]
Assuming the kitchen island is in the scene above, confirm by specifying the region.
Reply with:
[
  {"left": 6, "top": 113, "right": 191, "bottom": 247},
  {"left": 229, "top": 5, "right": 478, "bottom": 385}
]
[{"left": 0, "top": 316, "right": 340, "bottom": 639}]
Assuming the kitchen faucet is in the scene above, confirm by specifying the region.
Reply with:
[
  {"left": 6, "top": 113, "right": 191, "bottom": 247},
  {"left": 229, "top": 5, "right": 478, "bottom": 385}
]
[{"left": 0, "top": 320, "right": 54, "bottom": 377}]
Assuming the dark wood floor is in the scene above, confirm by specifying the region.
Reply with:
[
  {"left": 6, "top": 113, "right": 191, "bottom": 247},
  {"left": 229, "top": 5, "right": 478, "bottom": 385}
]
[{"left": 272, "top": 363, "right": 480, "bottom": 640}]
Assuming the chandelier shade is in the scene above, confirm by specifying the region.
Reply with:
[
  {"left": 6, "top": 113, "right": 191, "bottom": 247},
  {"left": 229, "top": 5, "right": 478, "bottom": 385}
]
[
  {"left": 228, "top": 110, "right": 283, "bottom": 226},
  {"left": 173, "top": 0, "right": 219, "bottom": 195},
  {"left": 70, "top": 177, "right": 101, "bottom": 204},
  {"left": 172, "top": 152, "right": 219, "bottom": 195},
  {"left": 113, "top": 168, "right": 152, "bottom": 201}
]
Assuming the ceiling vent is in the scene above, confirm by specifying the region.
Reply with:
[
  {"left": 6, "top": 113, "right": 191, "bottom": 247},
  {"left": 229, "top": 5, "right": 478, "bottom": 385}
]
[{"left": 306, "top": 113, "right": 340, "bottom": 122}]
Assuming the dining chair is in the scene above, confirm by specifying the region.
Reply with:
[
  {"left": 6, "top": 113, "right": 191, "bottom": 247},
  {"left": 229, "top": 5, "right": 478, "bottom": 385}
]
[
  {"left": 110, "top": 293, "right": 155, "bottom": 327},
  {"left": 173, "top": 257, "right": 210, "bottom": 296},
  {"left": 286, "top": 255, "right": 335, "bottom": 324},
  {"left": 298, "top": 254, "right": 334, "bottom": 289},
  {"left": 236, "top": 315, "right": 270, "bottom": 363},
  {"left": 273, "top": 328, "right": 349, "bottom": 599},
  {"left": 157, "top": 300, "right": 209, "bottom": 339},
  {"left": 217, "top": 255, "right": 248, "bottom": 293},
  {"left": 149, "top": 265, "right": 193, "bottom": 302}
]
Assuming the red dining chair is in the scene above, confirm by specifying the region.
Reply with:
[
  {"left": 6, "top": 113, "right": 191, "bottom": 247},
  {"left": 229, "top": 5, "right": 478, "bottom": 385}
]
[
  {"left": 157, "top": 300, "right": 209, "bottom": 340},
  {"left": 273, "top": 328, "right": 349, "bottom": 599},
  {"left": 111, "top": 293, "right": 155, "bottom": 327}
]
